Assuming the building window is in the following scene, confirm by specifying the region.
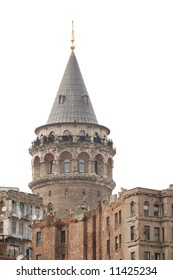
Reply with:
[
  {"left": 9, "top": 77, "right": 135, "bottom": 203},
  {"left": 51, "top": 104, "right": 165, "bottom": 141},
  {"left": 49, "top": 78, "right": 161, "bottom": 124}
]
[
  {"left": 94, "top": 161, "right": 98, "bottom": 174},
  {"left": 172, "top": 227, "right": 173, "bottom": 241},
  {"left": 65, "top": 189, "right": 68, "bottom": 196},
  {"left": 64, "top": 159, "right": 70, "bottom": 173},
  {"left": 154, "top": 204, "right": 159, "bottom": 216},
  {"left": 144, "top": 225, "right": 150, "bottom": 240},
  {"left": 131, "top": 251, "right": 135, "bottom": 260},
  {"left": 49, "top": 190, "right": 51, "bottom": 197},
  {"left": 162, "top": 253, "right": 165, "bottom": 260},
  {"left": 79, "top": 159, "right": 85, "bottom": 173},
  {"left": 50, "top": 160, "right": 55, "bottom": 174},
  {"left": 144, "top": 251, "right": 150, "bottom": 260},
  {"left": 19, "top": 222, "right": 23, "bottom": 236},
  {"left": 0, "top": 221, "right": 3, "bottom": 234},
  {"left": 155, "top": 253, "right": 160, "bottom": 260},
  {"left": 48, "top": 203, "right": 53, "bottom": 212},
  {"left": 61, "top": 231, "right": 66, "bottom": 244},
  {"left": 11, "top": 221, "right": 17, "bottom": 234},
  {"left": 106, "top": 216, "right": 110, "bottom": 230},
  {"left": 119, "top": 234, "right": 122, "bottom": 249},
  {"left": 130, "top": 201, "right": 135, "bottom": 215},
  {"left": 61, "top": 254, "right": 66, "bottom": 260},
  {"left": 115, "top": 213, "right": 118, "bottom": 227},
  {"left": 119, "top": 211, "right": 122, "bottom": 224},
  {"left": 107, "top": 239, "right": 110, "bottom": 255},
  {"left": 130, "top": 226, "right": 135, "bottom": 240},
  {"left": 36, "top": 254, "right": 42, "bottom": 260},
  {"left": 144, "top": 201, "right": 149, "bottom": 216},
  {"left": 154, "top": 227, "right": 160, "bottom": 242},
  {"left": 36, "top": 231, "right": 42, "bottom": 246},
  {"left": 82, "top": 189, "right": 86, "bottom": 196},
  {"left": 115, "top": 236, "right": 118, "bottom": 250},
  {"left": 162, "top": 227, "right": 165, "bottom": 241}
]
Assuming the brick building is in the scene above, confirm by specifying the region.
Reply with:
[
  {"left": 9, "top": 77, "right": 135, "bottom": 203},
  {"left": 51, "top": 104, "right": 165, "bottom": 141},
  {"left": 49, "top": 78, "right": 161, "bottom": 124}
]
[{"left": 31, "top": 186, "right": 173, "bottom": 260}]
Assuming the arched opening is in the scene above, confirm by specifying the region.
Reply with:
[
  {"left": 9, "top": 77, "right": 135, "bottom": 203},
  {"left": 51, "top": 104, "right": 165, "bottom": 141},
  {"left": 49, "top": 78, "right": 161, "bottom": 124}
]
[
  {"left": 44, "top": 153, "right": 54, "bottom": 175},
  {"left": 33, "top": 156, "right": 41, "bottom": 180},
  {"left": 95, "top": 154, "right": 104, "bottom": 175}
]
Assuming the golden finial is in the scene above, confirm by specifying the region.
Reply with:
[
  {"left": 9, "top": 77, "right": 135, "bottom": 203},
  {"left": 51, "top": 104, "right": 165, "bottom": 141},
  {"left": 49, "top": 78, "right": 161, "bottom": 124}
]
[{"left": 71, "top": 21, "right": 75, "bottom": 51}]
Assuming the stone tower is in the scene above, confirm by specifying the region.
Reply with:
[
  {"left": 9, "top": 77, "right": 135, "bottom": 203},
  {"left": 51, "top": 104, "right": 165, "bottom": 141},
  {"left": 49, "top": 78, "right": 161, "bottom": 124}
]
[{"left": 29, "top": 26, "right": 116, "bottom": 218}]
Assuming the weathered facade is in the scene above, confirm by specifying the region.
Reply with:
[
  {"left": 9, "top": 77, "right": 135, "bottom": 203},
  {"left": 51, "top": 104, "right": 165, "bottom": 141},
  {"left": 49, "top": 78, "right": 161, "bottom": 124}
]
[
  {"left": 0, "top": 187, "right": 44, "bottom": 259},
  {"left": 31, "top": 186, "right": 173, "bottom": 260}
]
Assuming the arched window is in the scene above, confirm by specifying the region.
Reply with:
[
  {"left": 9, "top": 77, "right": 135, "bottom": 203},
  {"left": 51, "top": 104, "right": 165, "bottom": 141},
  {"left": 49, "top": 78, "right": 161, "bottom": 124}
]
[
  {"left": 130, "top": 201, "right": 135, "bottom": 215},
  {"left": 79, "top": 130, "right": 85, "bottom": 136},
  {"left": 144, "top": 201, "right": 149, "bottom": 216},
  {"left": 50, "top": 160, "right": 55, "bottom": 174},
  {"left": 64, "top": 159, "right": 70, "bottom": 173},
  {"left": 95, "top": 161, "right": 98, "bottom": 174},
  {"left": 82, "top": 189, "right": 86, "bottom": 196},
  {"left": 48, "top": 203, "right": 53, "bottom": 212},
  {"left": 65, "top": 189, "right": 68, "bottom": 196},
  {"left": 79, "top": 159, "right": 85, "bottom": 173}
]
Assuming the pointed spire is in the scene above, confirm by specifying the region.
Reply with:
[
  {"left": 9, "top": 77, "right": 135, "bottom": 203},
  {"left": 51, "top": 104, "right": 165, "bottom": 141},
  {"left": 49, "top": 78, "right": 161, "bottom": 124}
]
[
  {"left": 47, "top": 52, "right": 98, "bottom": 124},
  {"left": 70, "top": 21, "right": 75, "bottom": 51}
]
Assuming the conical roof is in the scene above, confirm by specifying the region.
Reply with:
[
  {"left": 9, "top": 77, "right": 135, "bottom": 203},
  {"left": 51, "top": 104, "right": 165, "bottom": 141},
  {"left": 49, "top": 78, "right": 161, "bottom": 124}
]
[{"left": 47, "top": 51, "right": 98, "bottom": 124}]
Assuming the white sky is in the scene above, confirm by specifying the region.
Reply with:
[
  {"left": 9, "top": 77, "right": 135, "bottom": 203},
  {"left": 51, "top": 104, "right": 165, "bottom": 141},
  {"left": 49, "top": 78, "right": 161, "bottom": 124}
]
[{"left": 0, "top": 0, "right": 173, "bottom": 194}]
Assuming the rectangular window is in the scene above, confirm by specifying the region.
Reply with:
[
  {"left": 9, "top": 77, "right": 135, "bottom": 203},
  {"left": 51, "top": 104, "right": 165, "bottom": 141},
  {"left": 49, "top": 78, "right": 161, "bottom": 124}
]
[
  {"left": 36, "top": 231, "right": 42, "bottom": 245},
  {"left": 119, "top": 211, "right": 122, "bottom": 224},
  {"left": 171, "top": 204, "right": 173, "bottom": 216},
  {"left": 155, "top": 253, "right": 160, "bottom": 260},
  {"left": 61, "top": 231, "right": 66, "bottom": 244},
  {"left": 61, "top": 254, "right": 65, "bottom": 260},
  {"left": 144, "top": 251, "right": 150, "bottom": 260},
  {"left": 131, "top": 251, "right": 135, "bottom": 260},
  {"left": 19, "top": 222, "right": 23, "bottom": 236},
  {"left": 154, "top": 227, "right": 160, "bottom": 241},
  {"left": 11, "top": 221, "right": 17, "bottom": 234},
  {"left": 0, "top": 221, "right": 3, "bottom": 234},
  {"left": 36, "top": 254, "right": 42, "bottom": 260},
  {"left": 144, "top": 225, "right": 150, "bottom": 240},
  {"left": 106, "top": 216, "right": 110, "bottom": 230},
  {"left": 162, "top": 227, "right": 165, "bottom": 241},
  {"left": 107, "top": 239, "right": 110, "bottom": 255},
  {"left": 172, "top": 227, "right": 173, "bottom": 241},
  {"left": 115, "top": 213, "right": 118, "bottom": 227},
  {"left": 130, "top": 226, "right": 135, "bottom": 240},
  {"left": 115, "top": 236, "right": 118, "bottom": 250},
  {"left": 119, "top": 234, "right": 122, "bottom": 249},
  {"left": 154, "top": 204, "right": 159, "bottom": 216},
  {"left": 162, "top": 253, "right": 165, "bottom": 260},
  {"left": 131, "top": 202, "right": 135, "bottom": 215}
]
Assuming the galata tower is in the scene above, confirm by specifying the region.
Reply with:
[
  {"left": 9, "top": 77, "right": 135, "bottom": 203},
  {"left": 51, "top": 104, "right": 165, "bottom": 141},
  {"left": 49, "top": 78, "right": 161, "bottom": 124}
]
[{"left": 29, "top": 23, "right": 116, "bottom": 218}]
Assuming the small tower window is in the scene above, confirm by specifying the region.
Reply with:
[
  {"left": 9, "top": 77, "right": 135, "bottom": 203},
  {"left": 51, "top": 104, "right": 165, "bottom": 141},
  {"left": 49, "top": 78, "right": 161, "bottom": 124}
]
[
  {"left": 82, "top": 95, "right": 88, "bottom": 104},
  {"left": 64, "top": 159, "right": 70, "bottom": 173},
  {"left": 59, "top": 95, "right": 66, "bottom": 104},
  {"left": 65, "top": 189, "right": 68, "bottom": 196},
  {"left": 48, "top": 203, "right": 53, "bottom": 212},
  {"left": 82, "top": 189, "right": 86, "bottom": 196}
]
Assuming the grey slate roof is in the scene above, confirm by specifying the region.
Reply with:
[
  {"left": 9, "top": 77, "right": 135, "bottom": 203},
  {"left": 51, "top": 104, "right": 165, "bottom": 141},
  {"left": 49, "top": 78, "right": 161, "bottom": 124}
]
[{"left": 47, "top": 51, "right": 98, "bottom": 124}]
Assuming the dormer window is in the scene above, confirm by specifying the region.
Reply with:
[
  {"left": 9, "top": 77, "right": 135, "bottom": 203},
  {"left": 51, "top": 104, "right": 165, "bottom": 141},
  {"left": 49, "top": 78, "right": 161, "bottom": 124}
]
[
  {"left": 59, "top": 95, "right": 66, "bottom": 104},
  {"left": 82, "top": 95, "right": 88, "bottom": 104}
]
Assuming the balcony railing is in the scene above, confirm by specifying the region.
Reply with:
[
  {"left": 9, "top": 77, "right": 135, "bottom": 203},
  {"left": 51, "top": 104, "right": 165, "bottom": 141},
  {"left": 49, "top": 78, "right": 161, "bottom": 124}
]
[{"left": 31, "top": 134, "right": 114, "bottom": 149}]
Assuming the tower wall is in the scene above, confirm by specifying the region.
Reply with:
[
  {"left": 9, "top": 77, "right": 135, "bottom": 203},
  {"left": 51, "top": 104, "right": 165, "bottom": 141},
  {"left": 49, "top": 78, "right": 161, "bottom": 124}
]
[{"left": 29, "top": 123, "right": 116, "bottom": 218}]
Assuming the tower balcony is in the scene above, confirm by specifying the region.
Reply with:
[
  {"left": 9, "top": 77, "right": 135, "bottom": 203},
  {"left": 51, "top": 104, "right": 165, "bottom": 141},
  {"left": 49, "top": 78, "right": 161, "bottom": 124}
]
[{"left": 30, "top": 134, "right": 115, "bottom": 152}]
